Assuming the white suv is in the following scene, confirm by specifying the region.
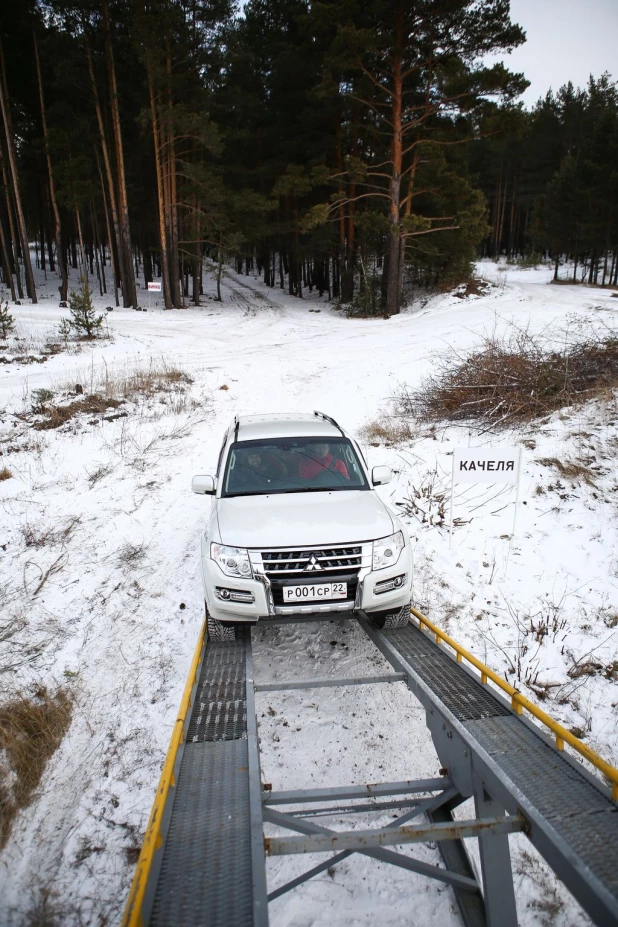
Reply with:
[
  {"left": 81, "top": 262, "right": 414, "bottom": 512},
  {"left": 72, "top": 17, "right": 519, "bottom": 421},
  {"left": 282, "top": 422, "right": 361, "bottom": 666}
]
[{"left": 192, "top": 412, "right": 412, "bottom": 640}]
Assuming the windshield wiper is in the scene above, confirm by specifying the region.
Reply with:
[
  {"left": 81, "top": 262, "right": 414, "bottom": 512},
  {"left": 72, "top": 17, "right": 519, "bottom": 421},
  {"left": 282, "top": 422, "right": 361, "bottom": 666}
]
[
  {"left": 281, "top": 487, "right": 345, "bottom": 493},
  {"left": 224, "top": 490, "right": 275, "bottom": 497}
]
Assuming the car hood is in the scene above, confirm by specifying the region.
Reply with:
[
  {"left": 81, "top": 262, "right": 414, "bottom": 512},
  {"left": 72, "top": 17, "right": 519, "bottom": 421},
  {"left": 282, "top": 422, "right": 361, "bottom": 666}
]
[{"left": 215, "top": 490, "right": 395, "bottom": 549}]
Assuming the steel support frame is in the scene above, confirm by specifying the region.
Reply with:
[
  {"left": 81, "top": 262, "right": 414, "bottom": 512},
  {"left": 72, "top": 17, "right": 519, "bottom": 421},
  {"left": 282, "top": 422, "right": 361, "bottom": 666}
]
[
  {"left": 250, "top": 645, "right": 493, "bottom": 926},
  {"left": 263, "top": 783, "right": 491, "bottom": 903},
  {"left": 264, "top": 811, "right": 525, "bottom": 854},
  {"left": 358, "top": 616, "right": 618, "bottom": 927},
  {"left": 357, "top": 616, "right": 520, "bottom": 927}
]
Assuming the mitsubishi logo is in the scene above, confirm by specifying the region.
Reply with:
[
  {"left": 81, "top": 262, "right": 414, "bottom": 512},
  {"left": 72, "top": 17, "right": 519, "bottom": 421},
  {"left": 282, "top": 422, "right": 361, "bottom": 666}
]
[{"left": 304, "top": 554, "right": 323, "bottom": 572}]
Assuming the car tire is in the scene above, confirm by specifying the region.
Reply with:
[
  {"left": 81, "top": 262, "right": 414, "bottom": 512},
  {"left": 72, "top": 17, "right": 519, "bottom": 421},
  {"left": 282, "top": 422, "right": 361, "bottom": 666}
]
[
  {"left": 206, "top": 609, "right": 237, "bottom": 642},
  {"left": 369, "top": 601, "right": 410, "bottom": 630}
]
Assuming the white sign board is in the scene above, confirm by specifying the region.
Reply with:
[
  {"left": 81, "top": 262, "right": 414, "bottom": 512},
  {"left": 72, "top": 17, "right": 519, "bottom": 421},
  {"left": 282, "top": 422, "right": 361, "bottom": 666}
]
[
  {"left": 453, "top": 448, "right": 520, "bottom": 484},
  {"left": 449, "top": 447, "right": 523, "bottom": 547},
  {"left": 147, "top": 281, "right": 162, "bottom": 292}
]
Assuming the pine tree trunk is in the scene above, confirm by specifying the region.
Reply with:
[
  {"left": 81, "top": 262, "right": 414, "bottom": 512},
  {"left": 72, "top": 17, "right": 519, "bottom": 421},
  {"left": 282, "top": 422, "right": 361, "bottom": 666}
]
[
  {"left": 497, "top": 176, "right": 508, "bottom": 254},
  {"left": 147, "top": 63, "right": 172, "bottom": 310},
  {"left": 385, "top": 5, "right": 404, "bottom": 316},
  {"left": 0, "top": 38, "right": 36, "bottom": 303},
  {"left": 34, "top": 31, "right": 67, "bottom": 303},
  {"left": 335, "top": 121, "right": 348, "bottom": 300},
  {"left": 166, "top": 48, "right": 181, "bottom": 308},
  {"left": 609, "top": 251, "right": 618, "bottom": 286},
  {"left": 96, "top": 153, "right": 118, "bottom": 306},
  {"left": 75, "top": 209, "right": 87, "bottom": 277},
  {"left": 102, "top": 0, "right": 136, "bottom": 308},
  {"left": 192, "top": 195, "right": 200, "bottom": 305},
  {"left": 86, "top": 37, "right": 123, "bottom": 307},
  {"left": 0, "top": 208, "right": 16, "bottom": 301}
]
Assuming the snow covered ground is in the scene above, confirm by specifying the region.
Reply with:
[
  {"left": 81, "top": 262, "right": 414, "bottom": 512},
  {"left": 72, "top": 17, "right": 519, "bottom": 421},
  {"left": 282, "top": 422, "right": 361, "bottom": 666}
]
[{"left": 0, "top": 259, "right": 616, "bottom": 925}]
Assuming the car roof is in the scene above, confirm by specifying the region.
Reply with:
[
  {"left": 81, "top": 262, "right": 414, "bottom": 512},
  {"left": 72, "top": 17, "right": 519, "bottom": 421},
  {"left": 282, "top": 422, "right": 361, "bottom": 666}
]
[{"left": 233, "top": 413, "right": 343, "bottom": 442}]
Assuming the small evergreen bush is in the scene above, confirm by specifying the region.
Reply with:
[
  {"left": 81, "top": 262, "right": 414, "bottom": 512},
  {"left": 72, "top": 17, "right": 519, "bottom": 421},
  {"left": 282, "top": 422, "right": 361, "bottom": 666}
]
[
  {"left": 58, "top": 318, "right": 72, "bottom": 343},
  {"left": 0, "top": 301, "right": 15, "bottom": 339},
  {"left": 68, "top": 277, "right": 103, "bottom": 339}
]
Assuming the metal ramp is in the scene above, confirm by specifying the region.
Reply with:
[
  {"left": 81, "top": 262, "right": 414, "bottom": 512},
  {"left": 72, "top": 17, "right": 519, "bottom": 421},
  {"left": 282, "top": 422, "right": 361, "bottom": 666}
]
[
  {"left": 362, "top": 618, "right": 618, "bottom": 926},
  {"left": 123, "top": 628, "right": 267, "bottom": 927},
  {"left": 123, "top": 612, "right": 618, "bottom": 927}
]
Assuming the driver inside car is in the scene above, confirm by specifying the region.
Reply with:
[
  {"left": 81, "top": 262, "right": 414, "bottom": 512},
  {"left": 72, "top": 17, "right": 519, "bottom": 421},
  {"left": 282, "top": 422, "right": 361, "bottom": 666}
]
[
  {"left": 234, "top": 450, "right": 272, "bottom": 489},
  {"left": 233, "top": 448, "right": 288, "bottom": 490},
  {"left": 299, "top": 442, "right": 350, "bottom": 481}
]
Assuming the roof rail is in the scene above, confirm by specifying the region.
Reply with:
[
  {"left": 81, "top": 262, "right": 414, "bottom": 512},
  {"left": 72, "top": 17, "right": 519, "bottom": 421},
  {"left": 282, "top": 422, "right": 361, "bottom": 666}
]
[
  {"left": 313, "top": 410, "right": 344, "bottom": 435},
  {"left": 233, "top": 416, "right": 240, "bottom": 442}
]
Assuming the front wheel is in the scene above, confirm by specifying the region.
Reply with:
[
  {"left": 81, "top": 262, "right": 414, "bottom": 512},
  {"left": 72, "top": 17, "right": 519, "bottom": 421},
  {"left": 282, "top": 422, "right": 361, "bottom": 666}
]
[
  {"left": 369, "top": 601, "right": 411, "bottom": 630},
  {"left": 206, "top": 608, "right": 237, "bottom": 642}
]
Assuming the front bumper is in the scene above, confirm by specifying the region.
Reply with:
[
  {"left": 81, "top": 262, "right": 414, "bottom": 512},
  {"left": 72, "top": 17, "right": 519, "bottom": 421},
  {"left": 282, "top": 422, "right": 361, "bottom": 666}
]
[{"left": 201, "top": 538, "right": 413, "bottom": 623}]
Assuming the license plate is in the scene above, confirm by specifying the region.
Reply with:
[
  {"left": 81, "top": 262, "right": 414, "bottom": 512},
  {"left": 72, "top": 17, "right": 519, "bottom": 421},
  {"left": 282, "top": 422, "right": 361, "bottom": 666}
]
[{"left": 282, "top": 582, "right": 347, "bottom": 602}]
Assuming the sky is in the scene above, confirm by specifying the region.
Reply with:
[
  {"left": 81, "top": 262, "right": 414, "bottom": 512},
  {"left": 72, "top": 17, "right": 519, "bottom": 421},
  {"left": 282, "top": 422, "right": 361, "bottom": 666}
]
[{"left": 495, "top": 0, "right": 618, "bottom": 107}]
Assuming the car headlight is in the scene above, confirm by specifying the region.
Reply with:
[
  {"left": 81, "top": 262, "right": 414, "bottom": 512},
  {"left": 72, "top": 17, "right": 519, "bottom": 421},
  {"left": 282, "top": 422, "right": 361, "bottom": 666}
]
[
  {"left": 211, "top": 543, "right": 253, "bottom": 578},
  {"left": 373, "top": 531, "right": 404, "bottom": 571}
]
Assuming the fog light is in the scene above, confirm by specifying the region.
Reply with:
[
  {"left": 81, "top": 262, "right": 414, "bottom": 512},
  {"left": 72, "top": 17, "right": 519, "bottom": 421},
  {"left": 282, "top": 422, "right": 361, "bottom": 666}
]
[
  {"left": 374, "top": 573, "right": 407, "bottom": 595},
  {"left": 215, "top": 587, "right": 255, "bottom": 604}
]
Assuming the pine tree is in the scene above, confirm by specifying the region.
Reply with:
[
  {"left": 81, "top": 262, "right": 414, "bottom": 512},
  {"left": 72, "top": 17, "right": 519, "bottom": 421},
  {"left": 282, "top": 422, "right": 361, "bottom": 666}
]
[
  {"left": 309, "top": 0, "right": 527, "bottom": 313},
  {"left": 68, "top": 275, "right": 104, "bottom": 338},
  {"left": 0, "top": 301, "right": 15, "bottom": 339}
]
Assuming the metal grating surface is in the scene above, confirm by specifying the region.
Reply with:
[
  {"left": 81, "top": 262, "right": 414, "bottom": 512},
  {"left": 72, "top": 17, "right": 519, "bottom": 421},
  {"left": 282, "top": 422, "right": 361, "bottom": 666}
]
[
  {"left": 466, "top": 716, "right": 618, "bottom": 898},
  {"left": 187, "top": 638, "right": 247, "bottom": 743},
  {"left": 385, "top": 624, "right": 511, "bottom": 721},
  {"left": 150, "top": 740, "right": 253, "bottom": 927}
]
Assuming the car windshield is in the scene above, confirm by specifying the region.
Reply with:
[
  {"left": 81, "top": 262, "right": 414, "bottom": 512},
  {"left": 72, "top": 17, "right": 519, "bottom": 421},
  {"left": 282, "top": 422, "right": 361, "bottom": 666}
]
[{"left": 222, "top": 437, "right": 368, "bottom": 496}]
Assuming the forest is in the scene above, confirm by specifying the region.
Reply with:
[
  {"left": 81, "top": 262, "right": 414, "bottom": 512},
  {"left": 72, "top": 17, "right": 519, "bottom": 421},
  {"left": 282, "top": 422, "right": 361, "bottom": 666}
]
[{"left": 0, "top": 0, "right": 617, "bottom": 315}]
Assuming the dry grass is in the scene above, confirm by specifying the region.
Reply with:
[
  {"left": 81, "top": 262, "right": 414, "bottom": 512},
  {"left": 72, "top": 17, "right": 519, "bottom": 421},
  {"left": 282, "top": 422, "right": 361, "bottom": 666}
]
[
  {"left": 0, "top": 687, "right": 73, "bottom": 849},
  {"left": 31, "top": 360, "right": 197, "bottom": 431},
  {"left": 359, "top": 417, "right": 413, "bottom": 446},
  {"left": 400, "top": 328, "right": 618, "bottom": 429},
  {"left": 536, "top": 457, "right": 597, "bottom": 485},
  {"left": 32, "top": 394, "right": 123, "bottom": 431},
  {"left": 115, "top": 364, "right": 193, "bottom": 400},
  {"left": 79, "top": 358, "right": 194, "bottom": 403},
  {"left": 0, "top": 465, "right": 12, "bottom": 480}
]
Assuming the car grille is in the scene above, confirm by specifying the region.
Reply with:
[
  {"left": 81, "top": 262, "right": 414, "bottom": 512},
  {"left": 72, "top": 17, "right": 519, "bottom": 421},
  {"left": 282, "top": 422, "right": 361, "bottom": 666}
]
[
  {"left": 261, "top": 546, "right": 362, "bottom": 575},
  {"left": 260, "top": 547, "right": 363, "bottom": 608}
]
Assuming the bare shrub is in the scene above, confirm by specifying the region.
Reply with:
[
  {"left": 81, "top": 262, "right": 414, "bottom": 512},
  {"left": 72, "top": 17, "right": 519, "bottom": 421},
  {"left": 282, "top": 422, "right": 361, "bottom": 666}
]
[
  {"left": 22, "top": 885, "right": 65, "bottom": 927},
  {"left": 0, "top": 466, "right": 11, "bottom": 481},
  {"left": 0, "top": 686, "right": 73, "bottom": 849},
  {"left": 514, "top": 848, "right": 565, "bottom": 927},
  {"left": 359, "top": 417, "right": 413, "bottom": 446},
  {"left": 396, "top": 467, "right": 450, "bottom": 528},
  {"left": 400, "top": 327, "right": 618, "bottom": 429},
  {"left": 22, "top": 517, "right": 80, "bottom": 549},
  {"left": 86, "top": 462, "right": 114, "bottom": 487},
  {"left": 114, "top": 541, "right": 149, "bottom": 567}
]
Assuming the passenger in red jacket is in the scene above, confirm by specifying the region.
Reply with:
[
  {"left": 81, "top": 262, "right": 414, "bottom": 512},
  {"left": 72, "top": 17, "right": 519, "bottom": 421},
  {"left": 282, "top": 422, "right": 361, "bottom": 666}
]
[{"left": 300, "top": 442, "right": 350, "bottom": 481}]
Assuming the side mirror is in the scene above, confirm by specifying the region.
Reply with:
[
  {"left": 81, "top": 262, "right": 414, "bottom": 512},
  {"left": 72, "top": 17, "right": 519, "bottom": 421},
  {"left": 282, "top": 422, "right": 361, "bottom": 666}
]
[
  {"left": 372, "top": 465, "right": 393, "bottom": 487},
  {"left": 192, "top": 474, "right": 216, "bottom": 495}
]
